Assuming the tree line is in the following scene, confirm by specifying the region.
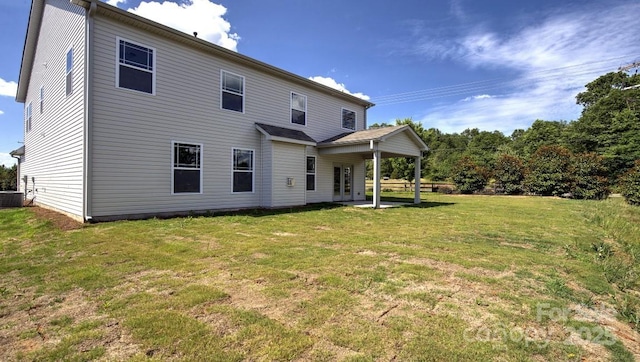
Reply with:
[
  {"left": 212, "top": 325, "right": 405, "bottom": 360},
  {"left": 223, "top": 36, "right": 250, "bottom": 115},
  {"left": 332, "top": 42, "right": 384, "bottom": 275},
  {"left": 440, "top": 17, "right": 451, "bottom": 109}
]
[
  {"left": 367, "top": 71, "right": 640, "bottom": 203},
  {"left": 0, "top": 164, "right": 18, "bottom": 191}
]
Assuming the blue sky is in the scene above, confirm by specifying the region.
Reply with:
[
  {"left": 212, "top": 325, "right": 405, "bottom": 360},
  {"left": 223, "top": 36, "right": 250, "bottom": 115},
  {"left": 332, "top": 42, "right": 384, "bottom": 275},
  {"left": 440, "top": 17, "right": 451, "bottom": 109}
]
[{"left": 1, "top": 0, "right": 640, "bottom": 166}]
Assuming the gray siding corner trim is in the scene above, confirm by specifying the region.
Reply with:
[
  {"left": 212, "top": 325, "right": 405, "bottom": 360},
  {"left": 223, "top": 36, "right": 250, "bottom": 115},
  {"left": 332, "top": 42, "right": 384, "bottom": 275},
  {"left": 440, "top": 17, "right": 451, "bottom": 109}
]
[{"left": 17, "top": 0, "right": 46, "bottom": 102}]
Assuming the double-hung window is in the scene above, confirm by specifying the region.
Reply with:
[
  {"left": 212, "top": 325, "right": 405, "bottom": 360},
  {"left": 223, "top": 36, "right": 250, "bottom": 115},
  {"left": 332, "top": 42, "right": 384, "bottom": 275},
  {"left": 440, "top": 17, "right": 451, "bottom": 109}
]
[
  {"left": 25, "top": 102, "right": 32, "bottom": 133},
  {"left": 342, "top": 108, "right": 356, "bottom": 130},
  {"left": 117, "top": 38, "right": 155, "bottom": 94},
  {"left": 221, "top": 70, "right": 244, "bottom": 112},
  {"left": 232, "top": 148, "right": 254, "bottom": 192},
  {"left": 291, "top": 92, "right": 307, "bottom": 125},
  {"left": 66, "top": 48, "right": 73, "bottom": 96},
  {"left": 306, "top": 156, "right": 316, "bottom": 191},
  {"left": 172, "top": 142, "right": 202, "bottom": 194}
]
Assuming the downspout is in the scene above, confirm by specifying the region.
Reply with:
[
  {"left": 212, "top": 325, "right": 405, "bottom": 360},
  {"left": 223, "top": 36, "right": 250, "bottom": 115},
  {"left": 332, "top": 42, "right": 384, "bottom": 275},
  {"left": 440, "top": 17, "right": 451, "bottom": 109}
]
[{"left": 83, "top": 0, "right": 97, "bottom": 222}]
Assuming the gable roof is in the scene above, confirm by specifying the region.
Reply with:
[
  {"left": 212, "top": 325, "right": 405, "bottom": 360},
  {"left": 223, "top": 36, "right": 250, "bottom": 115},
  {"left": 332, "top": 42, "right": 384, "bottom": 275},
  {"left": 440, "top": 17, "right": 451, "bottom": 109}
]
[
  {"left": 17, "top": 0, "right": 375, "bottom": 110},
  {"left": 318, "top": 125, "right": 429, "bottom": 151}
]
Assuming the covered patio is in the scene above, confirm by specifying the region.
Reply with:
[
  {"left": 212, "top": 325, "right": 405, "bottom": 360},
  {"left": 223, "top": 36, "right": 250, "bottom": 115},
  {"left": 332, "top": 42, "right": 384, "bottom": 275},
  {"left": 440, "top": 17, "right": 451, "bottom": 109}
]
[{"left": 317, "top": 125, "right": 429, "bottom": 208}]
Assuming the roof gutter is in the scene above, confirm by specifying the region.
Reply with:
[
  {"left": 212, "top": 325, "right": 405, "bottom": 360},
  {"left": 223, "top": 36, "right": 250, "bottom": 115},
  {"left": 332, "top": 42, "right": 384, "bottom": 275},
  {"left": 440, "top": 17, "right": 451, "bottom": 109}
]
[{"left": 70, "top": 0, "right": 375, "bottom": 108}]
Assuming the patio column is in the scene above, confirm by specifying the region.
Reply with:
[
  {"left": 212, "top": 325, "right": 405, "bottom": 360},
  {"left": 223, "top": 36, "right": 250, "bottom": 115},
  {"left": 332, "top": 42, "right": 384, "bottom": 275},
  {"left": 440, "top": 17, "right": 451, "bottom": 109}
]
[
  {"left": 414, "top": 156, "right": 421, "bottom": 204},
  {"left": 372, "top": 149, "right": 381, "bottom": 209}
]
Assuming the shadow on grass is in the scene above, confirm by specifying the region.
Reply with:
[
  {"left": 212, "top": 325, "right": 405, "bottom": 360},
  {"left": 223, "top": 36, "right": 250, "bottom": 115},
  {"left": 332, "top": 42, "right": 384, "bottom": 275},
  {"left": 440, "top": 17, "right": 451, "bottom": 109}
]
[{"left": 366, "top": 195, "right": 456, "bottom": 209}]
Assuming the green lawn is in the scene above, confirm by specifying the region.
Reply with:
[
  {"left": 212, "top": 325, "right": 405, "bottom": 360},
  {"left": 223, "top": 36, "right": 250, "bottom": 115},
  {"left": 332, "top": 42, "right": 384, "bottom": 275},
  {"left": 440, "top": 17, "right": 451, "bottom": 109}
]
[{"left": 1, "top": 194, "right": 639, "bottom": 361}]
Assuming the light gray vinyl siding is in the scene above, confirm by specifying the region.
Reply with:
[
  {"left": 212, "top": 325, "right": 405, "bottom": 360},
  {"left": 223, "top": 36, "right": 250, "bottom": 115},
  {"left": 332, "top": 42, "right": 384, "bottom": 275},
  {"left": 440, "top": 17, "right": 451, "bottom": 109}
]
[
  {"left": 270, "top": 142, "right": 305, "bottom": 207},
  {"left": 380, "top": 132, "right": 422, "bottom": 157},
  {"left": 260, "top": 135, "right": 273, "bottom": 207},
  {"left": 90, "top": 16, "right": 368, "bottom": 216},
  {"left": 306, "top": 149, "right": 366, "bottom": 204},
  {"left": 21, "top": 0, "right": 86, "bottom": 218}
]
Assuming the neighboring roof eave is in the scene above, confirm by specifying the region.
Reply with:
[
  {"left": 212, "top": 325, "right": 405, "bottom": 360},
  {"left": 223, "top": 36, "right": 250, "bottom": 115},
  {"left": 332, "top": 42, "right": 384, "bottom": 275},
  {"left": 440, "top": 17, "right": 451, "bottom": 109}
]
[
  {"left": 16, "top": 0, "right": 45, "bottom": 103},
  {"left": 10, "top": 146, "right": 25, "bottom": 156},
  {"left": 70, "top": 0, "right": 375, "bottom": 109}
]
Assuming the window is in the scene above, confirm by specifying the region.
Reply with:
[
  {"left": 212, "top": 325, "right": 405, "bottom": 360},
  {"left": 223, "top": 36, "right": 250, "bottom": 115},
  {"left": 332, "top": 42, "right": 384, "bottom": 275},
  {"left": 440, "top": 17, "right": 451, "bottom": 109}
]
[
  {"left": 117, "top": 38, "right": 155, "bottom": 94},
  {"left": 232, "top": 148, "right": 254, "bottom": 192},
  {"left": 306, "top": 156, "right": 316, "bottom": 191},
  {"left": 39, "top": 86, "right": 44, "bottom": 113},
  {"left": 291, "top": 92, "right": 307, "bottom": 125},
  {"left": 221, "top": 70, "right": 244, "bottom": 112},
  {"left": 66, "top": 48, "right": 73, "bottom": 96},
  {"left": 25, "top": 102, "right": 32, "bottom": 133},
  {"left": 172, "top": 142, "right": 202, "bottom": 194},
  {"left": 342, "top": 108, "right": 356, "bottom": 130}
]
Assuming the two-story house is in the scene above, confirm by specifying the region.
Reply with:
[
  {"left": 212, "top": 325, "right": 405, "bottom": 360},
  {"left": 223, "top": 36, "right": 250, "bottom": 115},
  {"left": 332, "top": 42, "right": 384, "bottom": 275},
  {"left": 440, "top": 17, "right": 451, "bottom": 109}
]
[{"left": 15, "top": 0, "right": 428, "bottom": 222}]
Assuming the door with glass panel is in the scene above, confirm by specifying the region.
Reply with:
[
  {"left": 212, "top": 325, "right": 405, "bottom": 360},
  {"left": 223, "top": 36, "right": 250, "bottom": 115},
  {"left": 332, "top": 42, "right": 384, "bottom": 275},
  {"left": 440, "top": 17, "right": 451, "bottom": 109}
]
[{"left": 333, "top": 164, "right": 353, "bottom": 201}]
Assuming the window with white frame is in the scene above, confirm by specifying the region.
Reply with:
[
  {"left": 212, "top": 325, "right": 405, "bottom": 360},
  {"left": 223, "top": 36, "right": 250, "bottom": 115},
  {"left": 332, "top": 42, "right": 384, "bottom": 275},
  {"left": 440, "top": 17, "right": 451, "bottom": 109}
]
[
  {"left": 306, "top": 156, "right": 316, "bottom": 191},
  {"left": 221, "top": 70, "right": 244, "bottom": 112},
  {"left": 172, "top": 142, "right": 202, "bottom": 194},
  {"left": 66, "top": 48, "right": 73, "bottom": 96},
  {"left": 25, "top": 102, "right": 32, "bottom": 133},
  {"left": 232, "top": 148, "right": 254, "bottom": 192},
  {"left": 117, "top": 39, "right": 155, "bottom": 94},
  {"left": 342, "top": 108, "right": 356, "bottom": 130},
  {"left": 291, "top": 92, "right": 307, "bottom": 125},
  {"left": 39, "top": 86, "right": 44, "bottom": 114}
]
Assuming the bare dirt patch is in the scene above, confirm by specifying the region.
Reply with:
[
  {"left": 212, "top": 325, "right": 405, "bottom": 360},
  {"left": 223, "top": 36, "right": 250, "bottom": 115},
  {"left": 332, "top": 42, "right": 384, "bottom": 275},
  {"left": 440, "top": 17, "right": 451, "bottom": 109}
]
[
  {"left": 0, "top": 286, "right": 141, "bottom": 361},
  {"left": 28, "top": 206, "right": 83, "bottom": 231}
]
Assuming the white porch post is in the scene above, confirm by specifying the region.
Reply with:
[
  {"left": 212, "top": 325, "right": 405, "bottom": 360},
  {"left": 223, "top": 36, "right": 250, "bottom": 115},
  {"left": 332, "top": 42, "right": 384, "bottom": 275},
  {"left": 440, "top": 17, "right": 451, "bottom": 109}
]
[
  {"left": 414, "top": 156, "right": 421, "bottom": 204},
  {"left": 372, "top": 148, "right": 381, "bottom": 209}
]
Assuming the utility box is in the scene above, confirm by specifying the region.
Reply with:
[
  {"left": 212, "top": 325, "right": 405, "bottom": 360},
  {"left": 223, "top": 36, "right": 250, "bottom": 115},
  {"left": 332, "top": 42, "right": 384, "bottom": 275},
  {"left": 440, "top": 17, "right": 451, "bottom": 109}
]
[{"left": 0, "top": 192, "right": 24, "bottom": 208}]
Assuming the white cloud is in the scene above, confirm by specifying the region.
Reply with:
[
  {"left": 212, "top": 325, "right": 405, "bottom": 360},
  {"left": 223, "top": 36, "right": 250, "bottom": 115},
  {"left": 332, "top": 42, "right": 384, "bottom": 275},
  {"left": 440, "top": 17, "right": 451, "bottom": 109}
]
[
  {"left": 462, "top": 94, "right": 492, "bottom": 102},
  {"left": 0, "top": 110, "right": 4, "bottom": 115},
  {"left": 104, "top": 0, "right": 126, "bottom": 7},
  {"left": 0, "top": 153, "right": 17, "bottom": 167},
  {"left": 127, "top": 0, "right": 240, "bottom": 51},
  {"left": 308, "top": 76, "right": 371, "bottom": 101},
  {"left": 0, "top": 77, "right": 18, "bottom": 97},
  {"left": 409, "top": 2, "right": 640, "bottom": 133}
]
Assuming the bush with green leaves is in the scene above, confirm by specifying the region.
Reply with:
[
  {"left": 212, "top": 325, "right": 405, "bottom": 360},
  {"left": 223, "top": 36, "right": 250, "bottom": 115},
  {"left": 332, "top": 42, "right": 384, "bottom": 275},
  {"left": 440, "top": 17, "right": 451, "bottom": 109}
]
[
  {"left": 620, "top": 160, "right": 640, "bottom": 206},
  {"left": 452, "top": 156, "right": 489, "bottom": 194},
  {"left": 494, "top": 154, "right": 526, "bottom": 194},
  {"left": 571, "top": 152, "right": 610, "bottom": 200},
  {"left": 524, "top": 145, "right": 573, "bottom": 196}
]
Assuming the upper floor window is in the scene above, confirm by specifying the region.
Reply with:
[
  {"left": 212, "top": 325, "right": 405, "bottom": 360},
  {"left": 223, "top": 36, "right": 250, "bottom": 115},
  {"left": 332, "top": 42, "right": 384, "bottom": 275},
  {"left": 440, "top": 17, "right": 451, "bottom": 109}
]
[
  {"left": 25, "top": 102, "right": 32, "bottom": 133},
  {"left": 291, "top": 92, "right": 307, "bottom": 125},
  {"left": 117, "top": 38, "right": 155, "bottom": 94},
  {"left": 172, "top": 142, "right": 202, "bottom": 194},
  {"left": 221, "top": 70, "right": 244, "bottom": 112},
  {"left": 66, "top": 48, "right": 73, "bottom": 96},
  {"left": 232, "top": 148, "right": 253, "bottom": 192},
  {"left": 306, "top": 156, "right": 316, "bottom": 191},
  {"left": 39, "top": 86, "right": 44, "bottom": 114},
  {"left": 342, "top": 108, "right": 356, "bottom": 130}
]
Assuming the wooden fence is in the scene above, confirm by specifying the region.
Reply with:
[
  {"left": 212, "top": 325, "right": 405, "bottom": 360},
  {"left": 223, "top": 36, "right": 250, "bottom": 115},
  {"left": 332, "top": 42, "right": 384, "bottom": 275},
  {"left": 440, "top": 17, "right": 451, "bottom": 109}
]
[{"left": 365, "top": 180, "right": 453, "bottom": 192}]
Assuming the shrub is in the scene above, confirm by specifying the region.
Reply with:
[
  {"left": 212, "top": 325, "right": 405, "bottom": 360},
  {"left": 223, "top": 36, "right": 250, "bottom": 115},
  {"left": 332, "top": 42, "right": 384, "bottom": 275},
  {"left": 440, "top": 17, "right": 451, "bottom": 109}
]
[
  {"left": 620, "top": 160, "right": 640, "bottom": 206},
  {"left": 524, "top": 145, "right": 573, "bottom": 196},
  {"left": 436, "top": 185, "right": 453, "bottom": 194},
  {"left": 571, "top": 153, "right": 610, "bottom": 200},
  {"left": 494, "top": 154, "right": 526, "bottom": 194},
  {"left": 452, "top": 156, "right": 489, "bottom": 194}
]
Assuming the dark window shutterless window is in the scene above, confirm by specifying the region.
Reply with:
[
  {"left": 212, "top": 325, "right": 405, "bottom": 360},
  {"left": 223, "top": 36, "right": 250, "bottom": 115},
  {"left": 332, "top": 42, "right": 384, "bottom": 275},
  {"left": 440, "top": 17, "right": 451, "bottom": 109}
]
[
  {"left": 172, "top": 142, "right": 202, "bottom": 194},
  {"left": 233, "top": 148, "right": 253, "bottom": 192},
  {"left": 221, "top": 71, "right": 244, "bottom": 112},
  {"left": 306, "top": 156, "right": 316, "bottom": 191},
  {"left": 118, "top": 39, "right": 155, "bottom": 94}
]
